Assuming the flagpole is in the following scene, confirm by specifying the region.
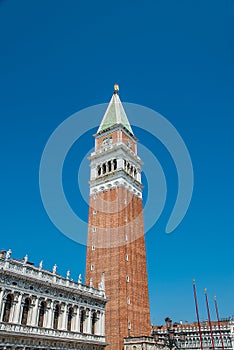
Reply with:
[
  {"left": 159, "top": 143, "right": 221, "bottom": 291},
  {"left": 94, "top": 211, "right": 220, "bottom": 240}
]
[
  {"left": 204, "top": 288, "right": 215, "bottom": 350},
  {"left": 214, "top": 296, "right": 224, "bottom": 350},
  {"left": 192, "top": 279, "right": 204, "bottom": 350}
]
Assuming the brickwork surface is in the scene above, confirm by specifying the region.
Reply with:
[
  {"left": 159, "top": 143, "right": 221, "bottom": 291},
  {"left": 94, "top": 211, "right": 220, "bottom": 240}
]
[
  {"left": 95, "top": 129, "right": 137, "bottom": 153},
  {"left": 86, "top": 187, "right": 151, "bottom": 350}
]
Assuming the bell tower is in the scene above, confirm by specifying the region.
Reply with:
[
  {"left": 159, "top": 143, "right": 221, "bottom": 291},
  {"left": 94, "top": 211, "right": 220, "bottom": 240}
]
[{"left": 86, "top": 85, "right": 150, "bottom": 350}]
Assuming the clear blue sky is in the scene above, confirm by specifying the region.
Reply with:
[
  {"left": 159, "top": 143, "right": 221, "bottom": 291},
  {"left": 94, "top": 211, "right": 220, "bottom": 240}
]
[{"left": 0, "top": 0, "right": 233, "bottom": 325}]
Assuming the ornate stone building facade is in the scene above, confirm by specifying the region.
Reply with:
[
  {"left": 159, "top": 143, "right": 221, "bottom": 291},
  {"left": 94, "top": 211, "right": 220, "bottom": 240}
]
[
  {"left": 151, "top": 319, "right": 234, "bottom": 350},
  {"left": 85, "top": 85, "right": 151, "bottom": 350},
  {"left": 0, "top": 250, "right": 107, "bottom": 350}
]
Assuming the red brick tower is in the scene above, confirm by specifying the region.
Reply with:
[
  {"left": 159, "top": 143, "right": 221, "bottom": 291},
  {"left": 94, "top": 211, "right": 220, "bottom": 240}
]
[{"left": 86, "top": 85, "right": 150, "bottom": 350}]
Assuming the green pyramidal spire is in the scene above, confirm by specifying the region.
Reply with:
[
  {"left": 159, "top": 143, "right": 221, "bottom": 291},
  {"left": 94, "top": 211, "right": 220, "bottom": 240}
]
[{"left": 97, "top": 85, "right": 134, "bottom": 135}]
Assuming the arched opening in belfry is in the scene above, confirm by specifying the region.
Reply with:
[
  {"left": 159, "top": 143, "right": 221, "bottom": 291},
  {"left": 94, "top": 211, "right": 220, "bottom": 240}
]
[
  {"left": 113, "top": 159, "right": 117, "bottom": 170},
  {"left": 2, "top": 293, "right": 13, "bottom": 322},
  {"left": 53, "top": 303, "right": 60, "bottom": 329},
  {"left": 21, "top": 297, "right": 31, "bottom": 325},
  {"left": 67, "top": 306, "right": 74, "bottom": 331},
  {"left": 102, "top": 163, "right": 106, "bottom": 174},
  {"left": 38, "top": 300, "right": 46, "bottom": 327},
  {"left": 108, "top": 160, "right": 112, "bottom": 172}
]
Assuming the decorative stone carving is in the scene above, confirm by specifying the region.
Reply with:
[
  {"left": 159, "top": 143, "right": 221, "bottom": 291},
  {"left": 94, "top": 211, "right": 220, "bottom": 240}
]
[
  {"left": 5, "top": 249, "right": 12, "bottom": 260},
  {"left": 0, "top": 254, "right": 107, "bottom": 349},
  {"left": 22, "top": 254, "right": 28, "bottom": 264},
  {"left": 52, "top": 264, "right": 57, "bottom": 274},
  {"left": 39, "top": 260, "right": 43, "bottom": 270}
]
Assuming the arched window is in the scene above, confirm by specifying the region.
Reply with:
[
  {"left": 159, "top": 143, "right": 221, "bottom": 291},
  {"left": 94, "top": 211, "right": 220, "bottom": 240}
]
[
  {"left": 113, "top": 159, "right": 117, "bottom": 170},
  {"left": 38, "top": 301, "right": 46, "bottom": 327},
  {"left": 91, "top": 311, "right": 97, "bottom": 334},
  {"left": 3, "top": 293, "right": 13, "bottom": 322},
  {"left": 53, "top": 304, "right": 60, "bottom": 329},
  {"left": 102, "top": 163, "right": 106, "bottom": 174},
  {"left": 67, "top": 306, "right": 73, "bottom": 331},
  {"left": 108, "top": 160, "right": 112, "bottom": 172},
  {"left": 223, "top": 337, "right": 227, "bottom": 346},
  {"left": 21, "top": 297, "right": 30, "bottom": 325},
  {"left": 80, "top": 309, "right": 86, "bottom": 333},
  {"left": 227, "top": 337, "right": 232, "bottom": 346},
  {"left": 97, "top": 165, "right": 101, "bottom": 176}
]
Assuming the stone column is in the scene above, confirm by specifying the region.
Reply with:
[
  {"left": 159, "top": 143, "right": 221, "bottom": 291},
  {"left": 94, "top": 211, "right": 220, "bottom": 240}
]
[
  {"left": 11, "top": 293, "right": 22, "bottom": 323},
  {"left": 46, "top": 300, "right": 54, "bottom": 328},
  {"left": 137, "top": 169, "right": 141, "bottom": 183},
  {"left": 101, "top": 311, "right": 105, "bottom": 336},
  {"left": 95, "top": 311, "right": 101, "bottom": 335},
  {"left": 86, "top": 309, "right": 91, "bottom": 334},
  {"left": 70, "top": 306, "right": 76, "bottom": 332},
  {"left": 73, "top": 306, "right": 80, "bottom": 332},
  {"left": 104, "top": 162, "right": 107, "bottom": 174},
  {"left": 61, "top": 303, "right": 68, "bottom": 330},
  {"left": 30, "top": 297, "right": 39, "bottom": 326},
  {"left": 0, "top": 289, "right": 5, "bottom": 322},
  {"left": 27, "top": 301, "right": 33, "bottom": 326},
  {"left": 42, "top": 301, "right": 49, "bottom": 328},
  {"left": 57, "top": 306, "right": 63, "bottom": 330},
  {"left": 117, "top": 158, "right": 124, "bottom": 171}
]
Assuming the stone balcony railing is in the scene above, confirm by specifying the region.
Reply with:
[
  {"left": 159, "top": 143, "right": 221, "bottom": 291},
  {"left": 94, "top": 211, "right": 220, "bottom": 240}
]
[
  {"left": 0, "top": 322, "right": 106, "bottom": 344},
  {"left": 0, "top": 258, "right": 105, "bottom": 300}
]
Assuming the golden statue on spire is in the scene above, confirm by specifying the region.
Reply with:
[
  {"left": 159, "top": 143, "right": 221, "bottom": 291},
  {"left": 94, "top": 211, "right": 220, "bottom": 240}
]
[{"left": 114, "top": 84, "right": 119, "bottom": 93}]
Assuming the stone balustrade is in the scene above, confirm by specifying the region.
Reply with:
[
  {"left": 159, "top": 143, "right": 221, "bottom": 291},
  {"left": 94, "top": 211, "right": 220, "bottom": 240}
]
[{"left": 0, "top": 321, "right": 106, "bottom": 344}]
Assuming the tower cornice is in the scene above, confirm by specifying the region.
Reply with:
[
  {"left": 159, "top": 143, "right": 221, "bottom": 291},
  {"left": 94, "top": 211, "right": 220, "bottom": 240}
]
[
  {"left": 89, "top": 169, "right": 143, "bottom": 189},
  {"left": 94, "top": 124, "right": 138, "bottom": 143},
  {"left": 89, "top": 174, "right": 143, "bottom": 198}
]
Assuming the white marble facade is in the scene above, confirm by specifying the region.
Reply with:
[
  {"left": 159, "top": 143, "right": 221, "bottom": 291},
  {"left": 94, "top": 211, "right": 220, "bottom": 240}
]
[{"left": 0, "top": 250, "right": 107, "bottom": 350}]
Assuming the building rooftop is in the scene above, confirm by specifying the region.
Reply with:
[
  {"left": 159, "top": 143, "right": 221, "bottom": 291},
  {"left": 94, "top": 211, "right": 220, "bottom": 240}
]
[{"left": 97, "top": 86, "right": 134, "bottom": 135}]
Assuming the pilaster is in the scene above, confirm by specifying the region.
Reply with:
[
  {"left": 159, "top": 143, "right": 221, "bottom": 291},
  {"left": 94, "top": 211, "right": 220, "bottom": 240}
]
[
  {"left": 12, "top": 293, "right": 22, "bottom": 324},
  {"left": 61, "top": 303, "right": 68, "bottom": 330},
  {"left": 0, "top": 289, "right": 5, "bottom": 322},
  {"left": 46, "top": 300, "right": 54, "bottom": 328},
  {"left": 30, "top": 296, "right": 39, "bottom": 326}
]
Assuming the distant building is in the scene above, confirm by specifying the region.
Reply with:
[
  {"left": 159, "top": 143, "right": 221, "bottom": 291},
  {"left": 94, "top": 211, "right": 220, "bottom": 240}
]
[
  {"left": 151, "top": 319, "right": 234, "bottom": 350},
  {"left": 0, "top": 249, "right": 107, "bottom": 350}
]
